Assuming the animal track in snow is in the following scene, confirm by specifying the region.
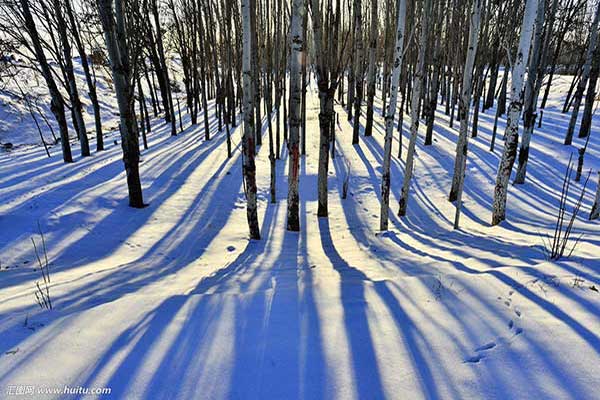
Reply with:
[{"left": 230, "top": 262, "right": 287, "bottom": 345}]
[{"left": 466, "top": 289, "right": 526, "bottom": 364}]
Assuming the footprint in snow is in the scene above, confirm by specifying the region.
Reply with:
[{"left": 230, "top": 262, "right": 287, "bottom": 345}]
[{"left": 464, "top": 342, "right": 497, "bottom": 363}]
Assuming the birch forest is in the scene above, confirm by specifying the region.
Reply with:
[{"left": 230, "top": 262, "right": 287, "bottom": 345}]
[{"left": 0, "top": 0, "right": 599, "bottom": 398}]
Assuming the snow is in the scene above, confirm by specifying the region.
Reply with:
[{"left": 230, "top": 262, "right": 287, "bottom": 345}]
[{"left": 0, "top": 73, "right": 599, "bottom": 399}]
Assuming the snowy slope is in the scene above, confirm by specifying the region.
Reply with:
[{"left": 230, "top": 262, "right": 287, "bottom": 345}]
[{"left": 0, "top": 73, "right": 599, "bottom": 399}]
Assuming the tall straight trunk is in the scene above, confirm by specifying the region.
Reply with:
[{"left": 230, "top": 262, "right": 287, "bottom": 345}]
[
  {"left": 565, "top": 2, "right": 600, "bottom": 145},
  {"left": 137, "top": 79, "right": 149, "bottom": 150},
  {"left": 578, "top": 42, "right": 600, "bottom": 139},
  {"left": 491, "top": 0, "right": 539, "bottom": 226},
  {"left": 309, "top": 0, "right": 340, "bottom": 218},
  {"left": 151, "top": 0, "right": 177, "bottom": 136},
  {"left": 241, "top": 0, "right": 261, "bottom": 239},
  {"left": 364, "top": 0, "right": 378, "bottom": 137},
  {"left": 151, "top": 0, "right": 176, "bottom": 136},
  {"left": 198, "top": 7, "right": 211, "bottom": 140},
  {"left": 398, "top": 0, "right": 432, "bottom": 217},
  {"left": 449, "top": 0, "right": 482, "bottom": 229},
  {"left": 251, "top": 0, "right": 262, "bottom": 147},
  {"left": 514, "top": 0, "right": 546, "bottom": 184},
  {"left": 381, "top": 0, "right": 394, "bottom": 117},
  {"left": 351, "top": 0, "right": 364, "bottom": 144},
  {"left": 21, "top": 0, "right": 72, "bottom": 163},
  {"left": 590, "top": 172, "right": 600, "bottom": 221},
  {"left": 97, "top": 0, "right": 144, "bottom": 208},
  {"left": 65, "top": 0, "right": 103, "bottom": 152},
  {"left": 380, "top": 0, "right": 407, "bottom": 231},
  {"left": 287, "top": 0, "right": 304, "bottom": 231},
  {"left": 53, "top": 0, "right": 89, "bottom": 157},
  {"left": 424, "top": 0, "right": 443, "bottom": 146}
]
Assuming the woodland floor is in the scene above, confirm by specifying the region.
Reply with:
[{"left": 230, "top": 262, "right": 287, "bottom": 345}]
[{"left": 0, "top": 76, "right": 599, "bottom": 399}]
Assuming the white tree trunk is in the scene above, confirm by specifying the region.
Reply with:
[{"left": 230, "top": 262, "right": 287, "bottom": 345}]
[
  {"left": 451, "top": 0, "right": 482, "bottom": 229},
  {"left": 514, "top": 0, "right": 546, "bottom": 184},
  {"left": 380, "top": 0, "right": 407, "bottom": 230},
  {"left": 241, "top": 0, "right": 261, "bottom": 239},
  {"left": 398, "top": 0, "right": 432, "bottom": 217},
  {"left": 287, "top": 0, "right": 305, "bottom": 231},
  {"left": 491, "top": 0, "right": 539, "bottom": 225}
]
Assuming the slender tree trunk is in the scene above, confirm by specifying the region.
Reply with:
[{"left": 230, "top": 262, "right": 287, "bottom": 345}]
[
  {"left": 491, "top": 0, "right": 539, "bottom": 225},
  {"left": 97, "top": 0, "right": 144, "bottom": 208},
  {"left": 364, "top": 0, "right": 378, "bottom": 137},
  {"left": 241, "top": 0, "right": 261, "bottom": 239},
  {"left": 138, "top": 79, "right": 149, "bottom": 150},
  {"left": 53, "top": 0, "right": 89, "bottom": 157},
  {"left": 380, "top": 0, "right": 407, "bottom": 231},
  {"left": 287, "top": 0, "right": 304, "bottom": 231},
  {"left": 515, "top": 0, "right": 546, "bottom": 184},
  {"left": 398, "top": 0, "right": 432, "bottom": 217},
  {"left": 565, "top": 2, "right": 600, "bottom": 145},
  {"left": 449, "top": 0, "right": 482, "bottom": 229},
  {"left": 590, "top": 172, "right": 600, "bottom": 221},
  {"left": 21, "top": 0, "right": 72, "bottom": 163},
  {"left": 578, "top": 41, "right": 600, "bottom": 139},
  {"left": 352, "top": 0, "right": 364, "bottom": 144},
  {"left": 65, "top": 0, "right": 103, "bottom": 152}
]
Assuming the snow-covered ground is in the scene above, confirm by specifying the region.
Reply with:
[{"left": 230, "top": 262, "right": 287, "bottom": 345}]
[{"left": 0, "top": 73, "right": 599, "bottom": 399}]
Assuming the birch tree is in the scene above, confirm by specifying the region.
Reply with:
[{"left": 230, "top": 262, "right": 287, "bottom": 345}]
[
  {"left": 287, "top": 0, "right": 304, "bottom": 231},
  {"left": 241, "top": 0, "right": 261, "bottom": 239},
  {"left": 380, "top": 0, "right": 407, "bottom": 231},
  {"left": 398, "top": 0, "right": 432, "bottom": 217},
  {"left": 449, "top": 0, "right": 482, "bottom": 229},
  {"left": 491, "top": 0, "right": 539, "bottom": 226},
  {"left": 514, "top": 0, "right": 546, "bottom": 184}
]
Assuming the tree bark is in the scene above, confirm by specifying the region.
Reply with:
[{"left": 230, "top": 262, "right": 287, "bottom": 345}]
[
  {"left": 398, "top": 0, "right": 432, "bottom": 217},
  {"left": 364, "top": 0, "right": 378, "bottom": 137},
  {"left": 491, "top": 0, "right": 539, "bottom": 225},
  {"left": 564, "top": 2, "right": 600, "bottom": 145},
  {"left": 449, "top": 0, "right": 482, "bottom": 229},
  {"left": 20, "top": 0, "right": 72, "bottom": 163},
  {"left": 287, "top": 0, "right": 305, "bottom": 231},
  {"left": 97, "top": 0, "right": 145, "bottom": 208},
  {"left": 380, "top": 0, "right": 407, "bottom": 231},
  {"left": 241, "top": 0, "right": 261, "bottom": 239}
]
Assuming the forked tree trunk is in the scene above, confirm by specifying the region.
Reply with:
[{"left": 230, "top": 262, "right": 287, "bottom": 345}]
[
  {"left": 514, "top": 0, "right": 546, "bottom": 184},
  {"left": 491, "top": 0, "right": 539, "bottom": 226},
  {"left": 380, "top": 0, "right": 407, "bottom": 231},
  {"left": 20, "top": 0, "right": 72, "bottom": 163}
]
